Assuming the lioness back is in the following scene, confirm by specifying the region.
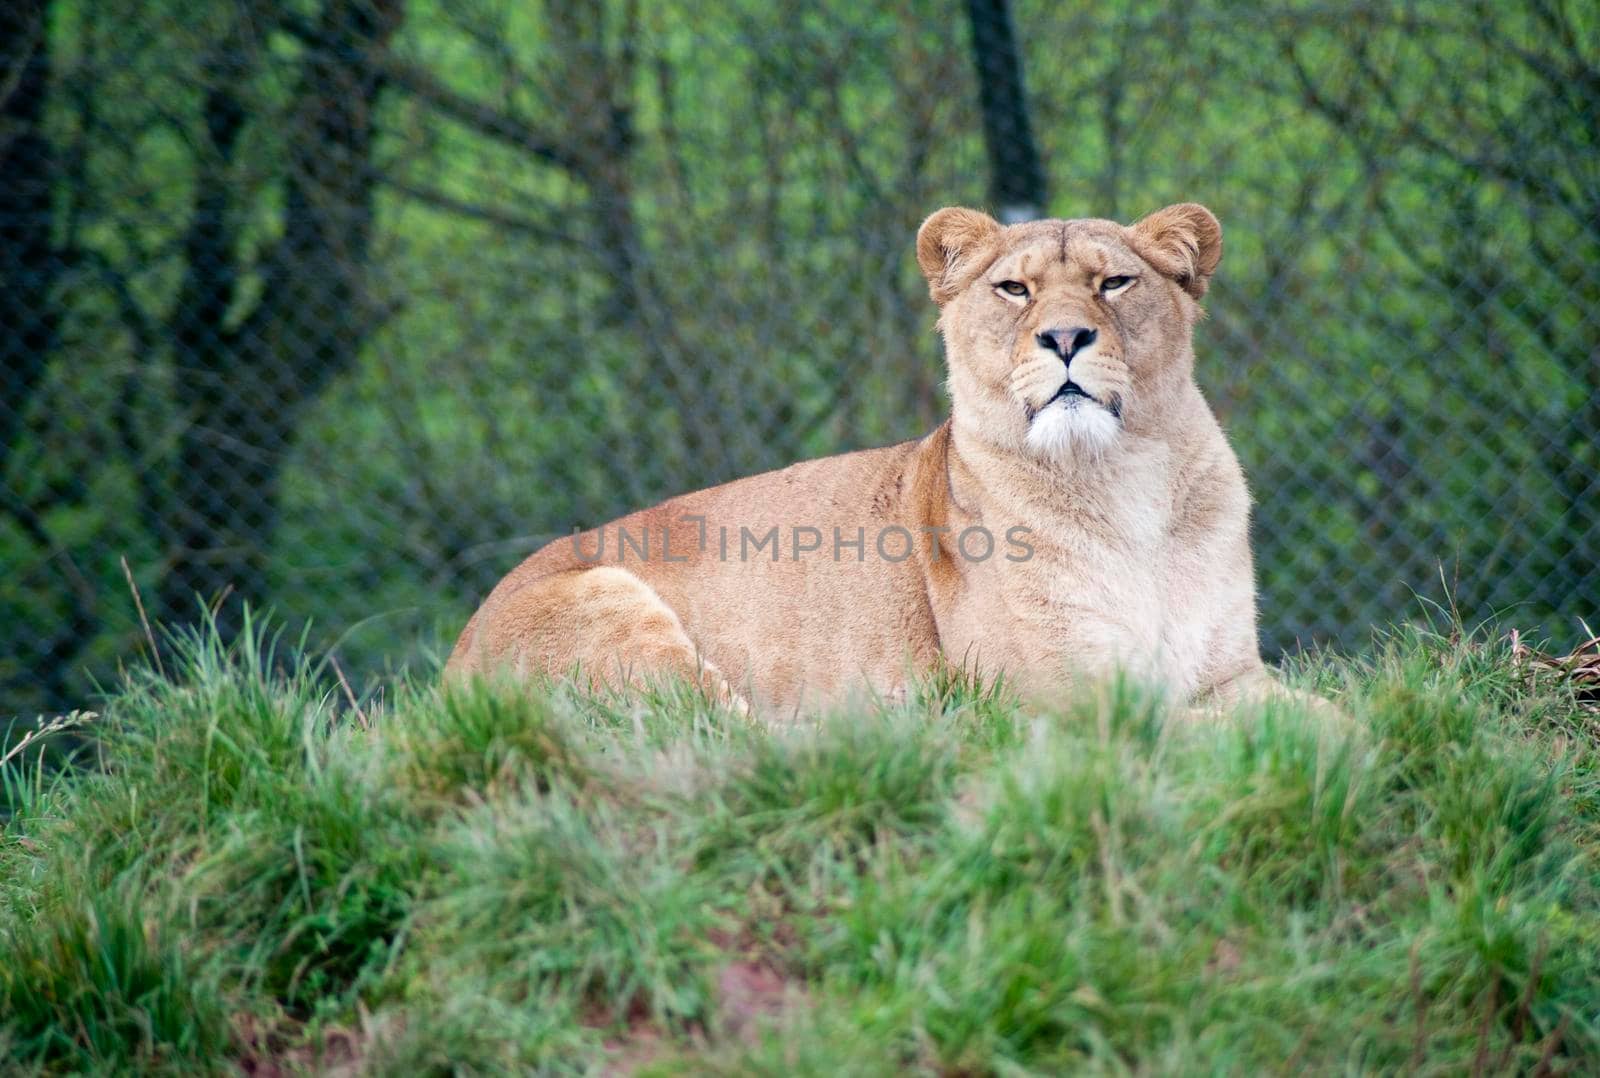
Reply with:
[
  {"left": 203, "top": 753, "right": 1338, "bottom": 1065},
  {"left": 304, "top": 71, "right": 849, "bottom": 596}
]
[{"left": 446, "top": 429, "right": 954, "bottom": 712}]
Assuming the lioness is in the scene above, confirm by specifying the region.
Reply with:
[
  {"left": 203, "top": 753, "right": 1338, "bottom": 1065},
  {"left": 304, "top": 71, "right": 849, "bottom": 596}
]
[{"left": 448, "top": 203, "right": 1285, "bottom": 716}]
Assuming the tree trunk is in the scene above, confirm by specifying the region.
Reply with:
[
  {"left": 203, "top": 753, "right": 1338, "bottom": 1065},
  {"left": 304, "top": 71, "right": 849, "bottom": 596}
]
[
  {"left": 0, "top": 0, "right": 101, "bottom": 709},
  {"left": 965, "top": 0, "right": 1045, "bottom": 223},
  {"left": 0, "top": 0, "right": 59, "bottom": 473},
  {"left": 157, "top": 0, "right": 405, "bottom": 636}
]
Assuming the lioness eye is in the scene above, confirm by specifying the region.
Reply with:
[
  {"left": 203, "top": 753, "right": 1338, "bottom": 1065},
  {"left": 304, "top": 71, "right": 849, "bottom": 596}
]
[
  {"left": 996, "top": 280, "right": 1029, "bottom": 298},
  {"left": 1101, "top": 275, "right": 1134, "bottom": 294}
]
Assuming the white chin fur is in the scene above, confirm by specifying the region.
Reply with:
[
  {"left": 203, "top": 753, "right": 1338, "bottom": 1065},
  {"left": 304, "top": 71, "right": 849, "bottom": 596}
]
[{"left": 1026, "top": 399, "right": 1120, "bottom": 459}]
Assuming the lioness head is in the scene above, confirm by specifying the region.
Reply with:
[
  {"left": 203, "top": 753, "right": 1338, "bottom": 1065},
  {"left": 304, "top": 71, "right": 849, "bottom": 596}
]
[{"left": 917, "top": 203, "right": 1222, "bottom": 459}]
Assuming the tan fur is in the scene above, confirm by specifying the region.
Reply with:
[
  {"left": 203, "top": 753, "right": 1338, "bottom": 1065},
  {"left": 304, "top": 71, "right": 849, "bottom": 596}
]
[{"left": 448, "top": 204, "right": 1286, "bottom": 717}]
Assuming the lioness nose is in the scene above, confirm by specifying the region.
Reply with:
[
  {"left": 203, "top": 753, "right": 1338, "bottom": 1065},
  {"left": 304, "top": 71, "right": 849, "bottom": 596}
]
[{"left": 1036, "top": 326, "right": 1097, "bottom": 363}]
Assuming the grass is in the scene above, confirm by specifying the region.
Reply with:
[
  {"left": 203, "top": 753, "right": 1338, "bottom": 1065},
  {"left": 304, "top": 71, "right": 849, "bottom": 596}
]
[{"left": 1, "top": 618, "right": 1598, "bottom": 1075}]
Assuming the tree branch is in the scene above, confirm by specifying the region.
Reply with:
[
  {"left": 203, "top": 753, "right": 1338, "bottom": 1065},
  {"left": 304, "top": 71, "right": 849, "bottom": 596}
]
[
  {"left": 382, "top": 57, "right": 587, "bottom": 176},
  {"left": 382, "top": 176, "right": 587, "bottom": 247}
]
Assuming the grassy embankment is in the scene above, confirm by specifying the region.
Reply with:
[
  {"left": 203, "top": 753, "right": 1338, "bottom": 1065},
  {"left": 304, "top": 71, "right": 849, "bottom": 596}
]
[{"left": 2, "top": 616, "right": 1597, "bottom": 1073}]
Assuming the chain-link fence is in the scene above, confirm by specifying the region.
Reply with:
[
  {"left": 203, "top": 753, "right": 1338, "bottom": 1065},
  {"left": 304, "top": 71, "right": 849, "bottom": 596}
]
[{"left": 3, "top": 0, "right": 1596, "bottom": 717}]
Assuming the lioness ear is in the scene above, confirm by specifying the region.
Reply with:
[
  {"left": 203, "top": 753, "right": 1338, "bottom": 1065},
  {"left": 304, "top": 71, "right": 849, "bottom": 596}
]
[
  {"left": 1129, "top": 203, "right": 1222, "bottom": 299},
  {"left": 917, "top": 207, "right": 1002, "bottom": 304}
]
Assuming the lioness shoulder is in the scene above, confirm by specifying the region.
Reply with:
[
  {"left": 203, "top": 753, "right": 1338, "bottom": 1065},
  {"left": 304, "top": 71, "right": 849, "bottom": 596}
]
[{"left": 448, "top": 204, "right": 1278, "bottom": 715}]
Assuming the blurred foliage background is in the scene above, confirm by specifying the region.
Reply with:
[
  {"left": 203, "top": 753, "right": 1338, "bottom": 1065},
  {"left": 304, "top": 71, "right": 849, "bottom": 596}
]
[{"left": 1, "top": 0, "right": 1596, "bottom": 718}]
